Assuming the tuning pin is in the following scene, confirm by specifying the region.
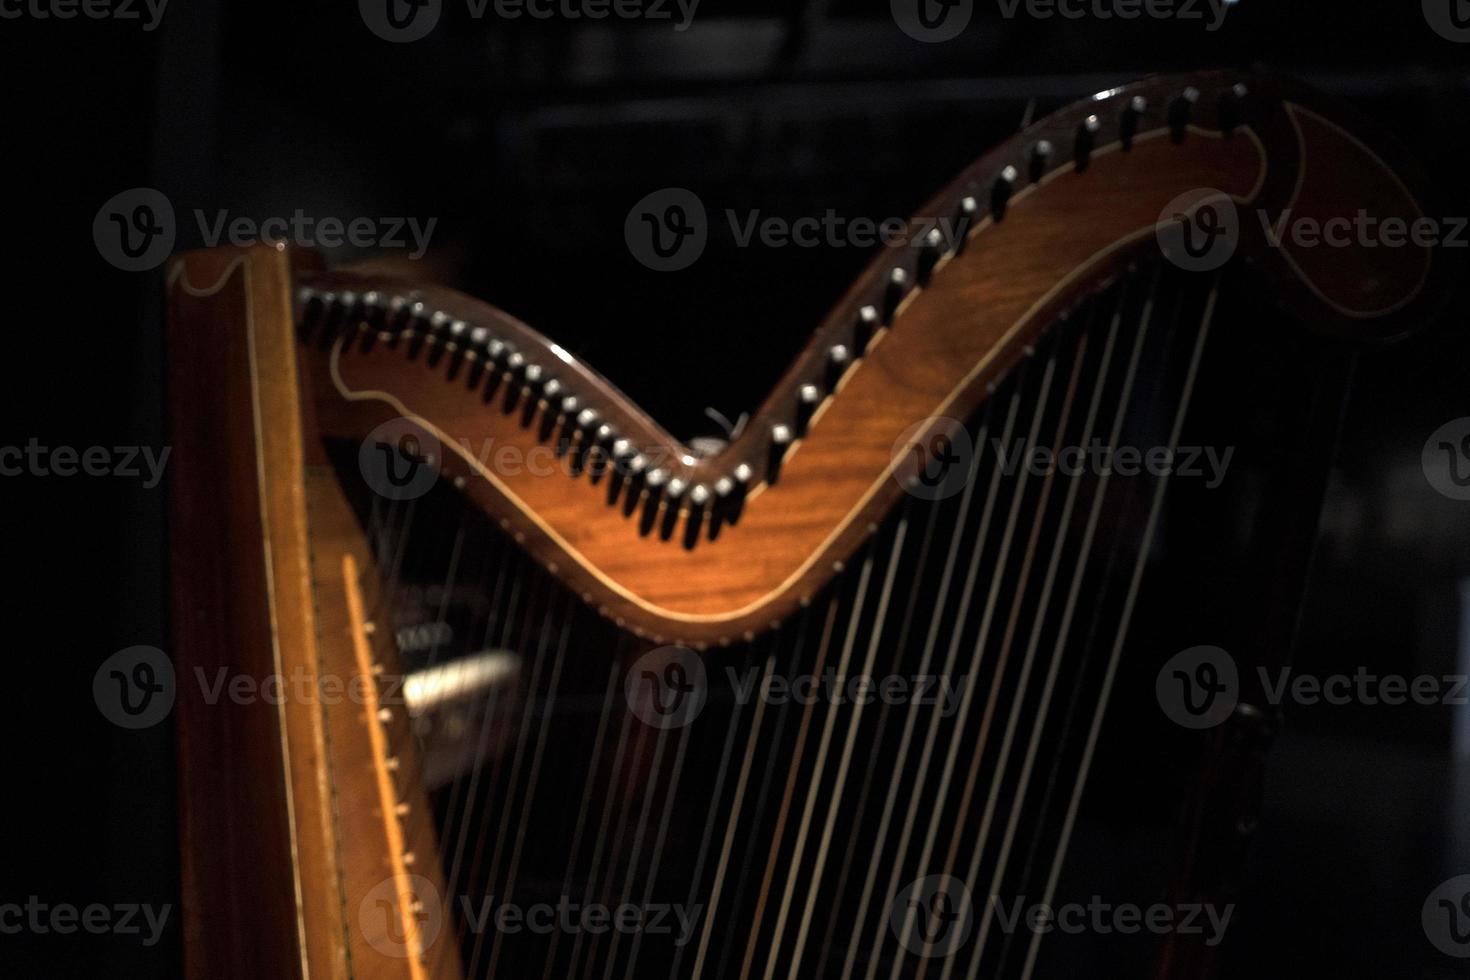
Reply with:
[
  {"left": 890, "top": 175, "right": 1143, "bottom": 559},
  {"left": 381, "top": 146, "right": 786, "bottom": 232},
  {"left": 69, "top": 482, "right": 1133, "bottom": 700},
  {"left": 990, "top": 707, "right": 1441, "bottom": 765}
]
[
  {"left": 991, "top": 165, "right": 1018, "bottom": 221},
  {"left": 405, "top": 301, "right": 434, "bottom": 356},
  {"left": 297, "top": 287, "right": 324, "bottom": 329},
  {"left": 713, "top": 474, "right": 736, "bottom": 515},
  {"left": 711, "top": 469, "right": 742, "bottom": 527},
  {"left": 952, "top": 195, "right": 978, "bottom": 255},
  {"left": 338, "top": 291, "right": 363, "bottom": 328},
  {"left": 640, "top": 468, "right": 669, "bottom": 535},
  {"left": 684, "top": 483, "right": 711, "bottom": 548},
  {"left": 882, "top": 267, "right": 909, "bottom": 323},
  {"left": 570, "top": 411, "right": 599, "bottom": 476},
  {"left": 826, "top": 344, "right": 851, "bottom": 390},
  {"left": 568, "top": 407, "right": 598, "bottom": 466},
  {"left": 534, "top": 378, "right": 563, "bottom": 438},
  {"left": 618, "top": 452, "right": 648, "bottom": 514},
  {"left": 660, "top": 477, "right": 687, "bottom": 539},
  {"left": 768, "top": 424, "right": 793, "bottom": 483},
  {"left": 853, "top": 304, "right": 879, "bottom": 353},
  {"left": 1029, "top": 140, "right": 1052, "bottom": 183},
  {"left": 1119, "top": 95, "right": 1146, "bottom": 151},
  {"left": 408, "top": 300, "right": 431, "bottom": 334},
  {"left": 1169, "top": 87, "right": 1199, "bottom": 143},
  {"left": 916, "top": 226, "right": 946, "bottom": 286},
  {"left": 585, "top": 423, "right": 615, "bottom": 481},
  {"left": 1074, "top": 115, "right": 1100, "bottom": 172},
  {"left": 553, "top": 396, "right": 579, "bottom": 456},
  {"left": 444, "top": 316, "right": 468, "bottom": 345},
  {"left": 1218, "top": 83, "right": 1247, "bottom": 136},
  {"left": 386, "top": 294, "right": 413, "bottom": 333},
  {"left": 796, "top": 383, "right": 820, "bottom": 436},
  {"left": 361, "top": 291, "right": 385, "bottom": 330},
  {"left": 430, "top": 309, "right": 453, "bottom": 337}
]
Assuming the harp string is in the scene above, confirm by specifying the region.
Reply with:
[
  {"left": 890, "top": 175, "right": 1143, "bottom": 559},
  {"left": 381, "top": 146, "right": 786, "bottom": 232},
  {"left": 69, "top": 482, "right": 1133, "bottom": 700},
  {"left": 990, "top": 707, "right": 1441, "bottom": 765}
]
[
  {"left": 748, "top": 530, "right": 886, "bottom": 980},
  {"left": 937, "top": 265, "right": 1136, "bottom": 980},
  {"left": 1014, "top": 271, "right": 1219, "bottom": 980},
  {"left": 560, "top": 654, "right": 648, "bottom": 979},
  {"left": 538, "top": 656, "right": 627, "bottom": 980},
  {"left": 781, "top": 503, "right": 914, "bottom": 980},
  {"left": 836, "top": 373, "right": 1020, "bottom": 980},
  {"left": 987, "top": 268, "right": 1170, "bottom": 979},
  {"left": 441, "top": 550, "right": 524, "bottom": 903},
  {"left": 809, "top": 484, "right": 947, "bottom": 978},
  {"left": 478, "top": 590, "right": 580, "bottom": 979},
  {"left": 614, "top": 674, "right": 699, "bottom": 980},
  {"left": 463, "top": 585, "right": 572, "bottom": 975},
  {"left": 897, "top": 312, "right": 1089, "bottom": 976},
  {"left": 684, "top": 615, "right": 812, "bottom": 980},
  {"left": 863, "top": 334, "right": 1064, "bottom": 980},
  {"left": 732, "top": 592, "right": 848, "bottom": 980},
  {"left": 401, "top": 515, "right": 474, "bottom": 920},
  {"left": 575, "top": 694, "right": 679, "bottom": 977}
]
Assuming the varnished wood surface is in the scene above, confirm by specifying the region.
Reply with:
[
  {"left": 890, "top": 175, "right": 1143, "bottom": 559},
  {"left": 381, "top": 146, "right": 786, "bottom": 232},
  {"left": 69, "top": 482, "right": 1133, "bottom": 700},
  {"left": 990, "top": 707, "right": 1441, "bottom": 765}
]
[
  {"left": 319, "top": 126, "right": 1265, "bottom": 645},
  {"left": 168, "top": 245, "right": 343, "bottom": 980}
]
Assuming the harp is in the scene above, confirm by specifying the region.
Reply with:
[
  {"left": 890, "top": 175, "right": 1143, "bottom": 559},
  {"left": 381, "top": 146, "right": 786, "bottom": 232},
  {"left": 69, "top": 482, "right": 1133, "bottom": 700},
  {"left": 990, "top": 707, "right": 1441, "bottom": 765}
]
[{"left": 165, "top": 71, "right": 1446, "bottom": 980}]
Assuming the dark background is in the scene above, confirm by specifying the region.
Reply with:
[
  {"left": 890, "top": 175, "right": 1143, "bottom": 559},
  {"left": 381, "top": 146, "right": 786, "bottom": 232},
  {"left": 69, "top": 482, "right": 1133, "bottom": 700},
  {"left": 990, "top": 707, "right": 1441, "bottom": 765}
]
[{"left": 8, "top": 0, "right": 1470, "bottom": 976}]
